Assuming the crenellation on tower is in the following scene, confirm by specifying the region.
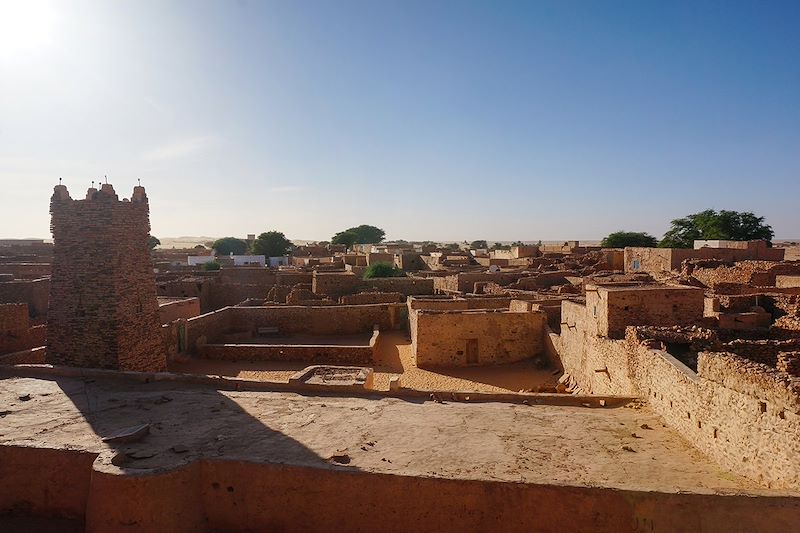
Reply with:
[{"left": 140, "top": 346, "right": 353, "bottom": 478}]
[{"left": 46, "top": 182, "right": 166, "bottom": 371}]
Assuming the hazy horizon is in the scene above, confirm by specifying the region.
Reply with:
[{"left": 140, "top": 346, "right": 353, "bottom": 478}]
[{"left": 1, "top": 1, "right": 798, "bottom": 242}]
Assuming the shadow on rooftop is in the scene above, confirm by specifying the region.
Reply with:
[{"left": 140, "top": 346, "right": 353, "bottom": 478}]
[{"left": 53, "top": 374, "right": 340, "bottom": 471}]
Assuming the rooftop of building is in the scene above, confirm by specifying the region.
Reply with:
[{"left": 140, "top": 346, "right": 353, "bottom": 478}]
[
  {"left": 587, "top": 283, "right": 702, "bottom": 292},
  {"left": 2, "top": 372, "right": 790, "bottom": 497}
]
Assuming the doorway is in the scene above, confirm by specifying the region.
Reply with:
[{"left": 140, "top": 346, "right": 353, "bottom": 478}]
[{"left": 465, "top": 338, "right": 479, "bottom": 364}]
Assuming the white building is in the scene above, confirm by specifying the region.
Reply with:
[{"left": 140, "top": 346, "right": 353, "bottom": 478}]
[
  {"left": 187, "top": 255, "right": 216, "bottom": 266},
  {"left": 232, "top": 255, "right": 266, "bottom": 266}
]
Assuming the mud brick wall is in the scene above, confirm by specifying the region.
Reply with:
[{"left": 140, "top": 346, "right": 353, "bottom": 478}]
[
  {"left": 636, "top": 348, "right": 800, "bottom": 490},
  {"left": 691, "top": 261, "right": 800, "bottom": 289},
  {"left": 408, "top": 296, "right": 514, "bottom": 312},
  {"left": 185, "top": 308, "right": 233, "bottom": 351},
  {"left": 276, "top": 271, "right": 313, "bottom": 286},
  {"left": 777, "top": 352, "right": 800, "bottom": 376},
  {"left": 0, "top": 278, "right": 50, "bottom": 318},
  {"left": 207, "top": 282, "right": 269, "bottom": 310},
  {"left": 339, "top": 292, "right": 405, "bottom": 305},
  {"left": 625, "top": 246, "right": 785, "bottom": 274},
  {"left": 412, "top": 309, "right": 546, "bottom": 367},
  {"left": 0, "top": 345, "right": 47, "bottom": 364},
  {"left": 586, "top": 285, "right": 704, "bottom": 339},
  {"left": 313, "top": 272, "right": 434, "bottom": 299},
  {"left": 512, "top": 271, "right": 577, "bottom": 290},
  {"left": 554, "top": 301, "right": 800, "bottom": 488},
  {"left": 553, "top": 294, "right": 800, "bottom": 489},
  {"left": 46, "top": 184, "right": 165, "bottom": 371},
  {"left": 286, "top": 288, "right": 335, "bottom": 305},
  {"left": 218, "top": 267, "right": 277, "bottom": 286},
  {"left": 0, "top": 303, "right": 45, "bottom": 355},
  {"left": 723, "top": 338, "right": 800, "bottom": 367},
  {"left": 557, "top": 301, "right": 636, "bottom": 395},
  {"left": 158, "top": 298, "right": 201, "bottom": 324},
  {"left": 772, "top": 316, "right": 800, "bottom": 338},
  {"left": 312, "top": 272, "right": 362, "bottom": 299},
  {"left": 199, "top": 343, "right": 373, "bottom": 365},
  {"left": 186, "top": 304, "right": 403, "bottom": 352},
  {"left": 395, "top": 252, "right": 427, "bottom": 271},
  {"left": 434, "top": 272, "right": 526, "bottom": 294},
  {"left": 266, "top": 285, "right": 292, "bottom": 303},
  {"left": 361, "top": 277, "right": 434, "bottom": 296},
  {"left": 777, "top": 275, "right": 800, "bottom": 288},
  {"left": 0, "top": 263, "right": 52, "bottom": 279}
]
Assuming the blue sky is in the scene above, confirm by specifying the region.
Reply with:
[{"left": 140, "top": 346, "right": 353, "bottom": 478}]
[{"left": 1, "top": 0, "right": 798, "bottom": 241}]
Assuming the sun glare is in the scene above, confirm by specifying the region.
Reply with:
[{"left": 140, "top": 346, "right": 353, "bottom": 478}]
[{"left": 0, "top": 0, "right": 57, "bottom": 59}]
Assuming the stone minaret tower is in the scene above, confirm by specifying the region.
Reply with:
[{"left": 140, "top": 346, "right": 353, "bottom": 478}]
[{"left": 47, "top": 182, "right": 166, "bottom": 371}]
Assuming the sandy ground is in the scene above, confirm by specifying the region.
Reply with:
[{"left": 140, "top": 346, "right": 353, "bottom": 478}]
[
  {"left": 0, "top": 374, "right": 783, "bottom": 495},
  {"left": 170, "top": 331, "right": 561, "bottom": 393}
]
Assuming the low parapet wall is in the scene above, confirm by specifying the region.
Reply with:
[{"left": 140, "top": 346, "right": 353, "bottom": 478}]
[
  {"left": 186, "top": 304, "right": 404, "bottom": 353},
  {"left": 199, "top": 343, "right": 374, "bottom": 365},
  {"left": 199, "top": 328, "right": 380, "bottom": 365},
  {"left": 3, "top": 444, "right": 799, "bottom": 533},
  {"left": 555, "top": 298, "right": 800, "bottom": 489},
  {"left": 636, "top": 347, "right": 800, "bottom": 490},
  {"left": 0, "top": 345, "right": 46, "bottom": 365},
  {"left": 158, "top": 297, "right": 201, "bottom": 324}
]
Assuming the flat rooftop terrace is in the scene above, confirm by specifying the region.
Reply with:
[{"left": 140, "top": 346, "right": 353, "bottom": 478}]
[
  {"left": 2, "top": 373, "right": 799, "bottom": 532},
  {"left": 0, "top": 374, "right": 779, "bottom": 493}
]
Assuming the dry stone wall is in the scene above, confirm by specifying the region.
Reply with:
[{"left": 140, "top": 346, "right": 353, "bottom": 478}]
[{"left": 46, "top": 184, "right": 165, "bottom": 371}]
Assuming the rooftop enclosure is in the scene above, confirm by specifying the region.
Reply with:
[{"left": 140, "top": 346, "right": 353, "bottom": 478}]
[
  {"left": 409, "top": 297, "right": 547, "bottom": 367},
  {"left": 625, "top": 241, "right": 785, "bottom": 273},
  {"left": 585, "top": 284, "right": 704, "bottom": 339},
  {"left": 311, "top": 271, "right": 434, "bottom": 300},
  {"left": 184, "top": 304, "right": 404, "bottom": 364},
  {"left": 47, "top": 184, "right": 166, "bottom": 371},
  {"left": 433, "top": 272, "right": 527, "bottom": 294}
]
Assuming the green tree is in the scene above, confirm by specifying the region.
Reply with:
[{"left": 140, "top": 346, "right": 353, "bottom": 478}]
[
  {"left": 252, "top": 231, "right": 292, "bottom": 257},
  {"left": 363, "top": 262, "right": 402, "bottom": 279},
  {"left": 470, "top": 240, "right": 488, "bottom": 249},
  {"left": 147, "top": 235, "right": 160, "bottom": 250},
  {"left": 331, "top": 224, "right": 385, "bottom": 245},
  {"left": 331, "top": 230, "right": 359, "bottom": 248},
  {"left": 212, "top": 237, "right": 248, "bottom": 256},
  {"left": 601, "top": 231, "right": 658, "bottom": 248},
  {"left": 659, "top": 210, "right": 774, "bottom": 248},
  {"left": 493, "top": 242, "right": 510, "bottom": 250},
  {"left": 201, "top": 261, "right": 221, "bottom": 271}
]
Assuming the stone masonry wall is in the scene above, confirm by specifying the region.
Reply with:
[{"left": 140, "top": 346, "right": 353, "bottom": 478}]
[
  {"left": 554, "top": 297, "right": 800, "bottom": 489},
  {"left": 0, "top": 278, "right": 50, "bottom": 318},
  {"left": 412, "top": 308, "right": 546, "bottom": 367},
  {"left": 158, "top": 298, "right": 201, "bottom": 324},
  {"left": 186, "top": 304, "right": 403, "bottom": 353},
  {"left": 0, "top": 303, "right": 46, "bottom": 355},
  {"left": 46, "top": 184, "right": 165, "bottom": 371},
  {"left": 312, "top": 272, "right": 434, "bottom": 299},
  {"left": 586, "top": 285, "right": 704, "bottom": 339}
]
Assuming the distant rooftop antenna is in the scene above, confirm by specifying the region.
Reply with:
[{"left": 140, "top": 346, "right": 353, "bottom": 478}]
[
  {"left": 104, "top": 175, "right": 108, "bottom": 184},
  {"left": 91, "top": 180, "right": 95, "bottom": 188},
  {"left": 138, "top": 178, "right": 141, "bottom": 186},
  {"left": 58, "top": 177, "right": 62, "bottom": 184}
]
